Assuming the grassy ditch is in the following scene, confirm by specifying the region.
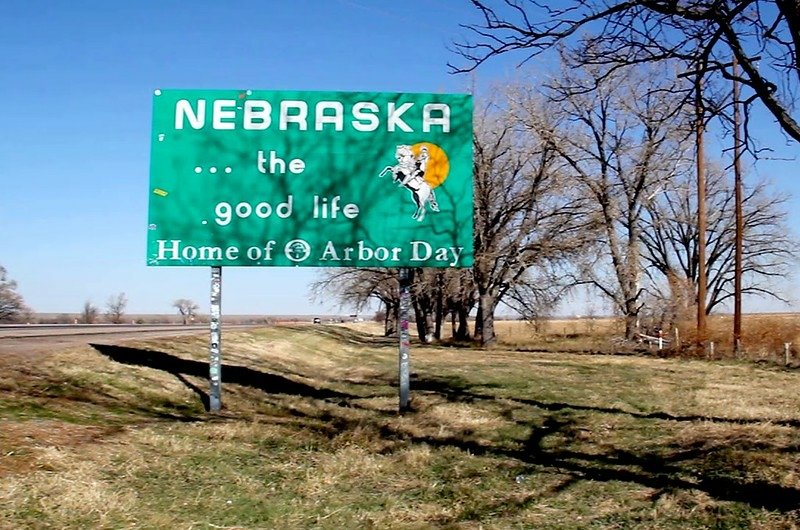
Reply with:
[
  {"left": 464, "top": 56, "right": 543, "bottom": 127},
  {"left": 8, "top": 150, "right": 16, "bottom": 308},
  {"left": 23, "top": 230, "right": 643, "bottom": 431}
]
[{"left": 1, "top": 324, "right": 799, "bottom": 529}]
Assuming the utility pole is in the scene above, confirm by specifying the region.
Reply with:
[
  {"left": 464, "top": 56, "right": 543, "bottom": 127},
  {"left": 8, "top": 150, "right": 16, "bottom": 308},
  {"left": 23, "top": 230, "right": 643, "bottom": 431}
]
[
  {"left": 695, "top": 69, "right": 708, "bottom": 354},
  {"left": 679, "top": 53, "right": 756, "bottom": 357},
  {"left": 732, "top": 57, "right": 744, "bottom": 357}
]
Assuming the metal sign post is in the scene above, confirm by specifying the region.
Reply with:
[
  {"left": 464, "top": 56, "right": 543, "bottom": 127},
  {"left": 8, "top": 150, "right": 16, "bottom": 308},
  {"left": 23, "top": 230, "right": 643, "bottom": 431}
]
[
  {"left": 209, "top": 266, "right": 222, "bottom": 412},
  {"left": 398, "top": 268, "right": 412, "bottom": 412}
]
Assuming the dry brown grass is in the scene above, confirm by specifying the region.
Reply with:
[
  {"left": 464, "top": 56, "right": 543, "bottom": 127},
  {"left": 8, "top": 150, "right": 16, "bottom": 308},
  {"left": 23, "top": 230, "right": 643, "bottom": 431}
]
[
  {"left": 710, "top": 313, "right": 800, "bottom": 357},
  {"left": 493, "top": 313, "right": 800, "bottom": 361},
  {"left": 1, "top": 324, "right": 799, "bottom": 528}
]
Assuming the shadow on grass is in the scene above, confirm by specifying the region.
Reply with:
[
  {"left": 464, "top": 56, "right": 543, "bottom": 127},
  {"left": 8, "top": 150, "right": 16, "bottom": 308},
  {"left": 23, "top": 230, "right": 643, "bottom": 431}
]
[
  {"left": 89, "top": 343, "right": 352, "bottom": 412},
  {"left": 404, "top": 377, "right": 800, "bottom": 514},
  {"left": 90, "top": 339, "right": 800, "bottom": 515},
  {"left": 277, "top": 389, "right": 800, "bottom": 515},
  {"left": 412, "top": 375, "right": 800, "bottom": 428},
  {"left": 283, "top": 373, "right": 800, "bottom": 515},
  {"left": 522, "top": 414, "right": 800, "bottom": 512},
  {"left": 302, "top": 325, "right": 397, "bottom": 347}
]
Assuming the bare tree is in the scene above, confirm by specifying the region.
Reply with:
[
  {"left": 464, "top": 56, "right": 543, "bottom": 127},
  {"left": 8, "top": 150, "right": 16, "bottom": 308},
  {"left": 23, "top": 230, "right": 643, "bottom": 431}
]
[
  {"left": 410, "top": 269, "right": 436, "bottom": 343},
  {"left": 640, "top": 165, "right": 797, "bottom": 320},
  {"left": 0, "top": 265, "right": 30, "bottom": 322},
  {"left": 472, "top": 87, "right": 595, "bottom": 345},
  {"left": 502, "top": 263, "right": 568, "bottom": 323},
  {"left": 310, "top": 87, "right": 596, "bottom": 346},
  {"left": 81, "top": 300, "right": 99, "bottom": 324},
  {"left": 453, "top": 0, "right": 800, "bottom": 144},
  {"left": 173, "top": 298, "right": 199, "bottom": 325},
  {"left": 312, "top": 266, "right": 476, "bottom": 341},
  {"left": 310, "top": 268, "right": 400, "bottom": 336},
  {"left": 441, "top": 268, "right": 476, "bottom": 341},
  {"left": 105, "top": 292, "right": 128, "bottom": 324},
  {"left": 518, "top": 62, "right": 693, "bottom": 338},
  {"left": 408, "top": 268, "right": 477, "bottom": 343}
]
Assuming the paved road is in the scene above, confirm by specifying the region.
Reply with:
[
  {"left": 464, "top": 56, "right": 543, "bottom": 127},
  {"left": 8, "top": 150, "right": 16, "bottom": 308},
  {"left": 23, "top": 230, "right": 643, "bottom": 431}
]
[{"left": 0, "top": 324, "right": 250, "bottom": 359}]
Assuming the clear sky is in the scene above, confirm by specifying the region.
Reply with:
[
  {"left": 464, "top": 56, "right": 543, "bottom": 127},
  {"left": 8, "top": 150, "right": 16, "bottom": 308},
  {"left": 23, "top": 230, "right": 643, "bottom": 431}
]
[{"left": 1, "top": 0, "right": 797, "bottom": 316}]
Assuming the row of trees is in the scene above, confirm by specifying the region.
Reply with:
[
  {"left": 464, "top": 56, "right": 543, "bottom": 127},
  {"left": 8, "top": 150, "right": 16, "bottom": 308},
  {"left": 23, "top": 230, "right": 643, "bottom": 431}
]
[
  {"left": 78, "top": 293, "right": 128, "bottom": 324},
  {"left": 450, "top": 0, "right": 800, "bottom": 345},
  {"left": 314, "top": 0, "right": 800, "bottom": 346},
  {"left": 0, "top": 266, "right": 133, "bottom": 325},
  {"left": 313, "top": 57, "right": 795, "bottom": 345},
  {"left": 0, "top": 269, "right": 200, "bottom": 325},
  {"left": 75, "top": 296, "right": 200, "bottom": 324}
]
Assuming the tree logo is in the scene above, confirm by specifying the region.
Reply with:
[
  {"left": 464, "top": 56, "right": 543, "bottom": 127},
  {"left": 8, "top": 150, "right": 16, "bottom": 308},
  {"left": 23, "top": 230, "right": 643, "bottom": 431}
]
[{"left": 284, "top": 239, "right": 311, "bottom": 263}]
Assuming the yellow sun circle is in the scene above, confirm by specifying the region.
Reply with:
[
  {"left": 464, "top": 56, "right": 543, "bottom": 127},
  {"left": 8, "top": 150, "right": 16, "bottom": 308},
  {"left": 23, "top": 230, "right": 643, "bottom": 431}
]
[{"left": 411, "top": 142, "right": 449, "bottom": 188}]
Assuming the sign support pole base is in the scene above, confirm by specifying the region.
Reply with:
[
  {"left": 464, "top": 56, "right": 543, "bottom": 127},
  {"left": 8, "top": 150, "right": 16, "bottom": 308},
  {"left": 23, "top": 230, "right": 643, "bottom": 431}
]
[
  {"left": 398, "top": 268, "right": 412, "bottom": 413},
  {"left": 209, "top": 266, "right": 222, "bottom": 412}
]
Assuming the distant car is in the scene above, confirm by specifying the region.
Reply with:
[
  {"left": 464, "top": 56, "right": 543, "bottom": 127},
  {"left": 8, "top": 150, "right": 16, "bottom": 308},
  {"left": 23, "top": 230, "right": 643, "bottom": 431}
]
[{"left": 313, "top": 317, "right": 321, "bottom": 324}]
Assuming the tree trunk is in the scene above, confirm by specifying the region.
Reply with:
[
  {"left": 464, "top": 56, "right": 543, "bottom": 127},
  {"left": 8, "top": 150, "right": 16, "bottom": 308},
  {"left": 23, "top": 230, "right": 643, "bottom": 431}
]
[
  {"left": 412, "top": 297, "right": 433, "bottom": 343},
  {"left": 624, "top": 311, "right": 637, "bottom": 340},
  {"left": 434, "top": 272, "right": 444, "bottom": 340},
  {"left": 623, "top": 273, "right": 639, "bottom": 340},
  {"left": 478, "top": 292, "right": 497, "bottom": 346},
  {"left": 474, "top": 304, "right": 483, "bottom": 339},
  {"left": 385, "top": 300, "right": 398, "bottom": 337},
  {"left": 455, "top": 305, "right": 471, "bottom": 340}
]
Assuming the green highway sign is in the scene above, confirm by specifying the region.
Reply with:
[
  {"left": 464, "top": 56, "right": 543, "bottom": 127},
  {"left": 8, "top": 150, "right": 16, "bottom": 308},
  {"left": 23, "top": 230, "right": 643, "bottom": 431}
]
[{"left": 147, "top": 89, "right": 473, "bottom": 268}]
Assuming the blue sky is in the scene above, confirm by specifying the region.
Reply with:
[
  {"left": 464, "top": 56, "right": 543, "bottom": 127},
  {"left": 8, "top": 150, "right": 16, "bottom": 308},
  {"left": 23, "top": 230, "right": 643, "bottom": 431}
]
[{"left": 0, "top": 0, "right": 797, "bottom": 316}]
